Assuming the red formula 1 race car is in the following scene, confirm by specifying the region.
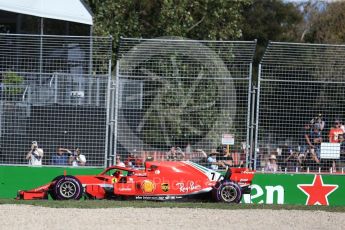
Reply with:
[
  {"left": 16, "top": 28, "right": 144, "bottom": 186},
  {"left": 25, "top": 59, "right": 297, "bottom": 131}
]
[{"left": 17, "top": 161, "right": 254, "bottom": 203}]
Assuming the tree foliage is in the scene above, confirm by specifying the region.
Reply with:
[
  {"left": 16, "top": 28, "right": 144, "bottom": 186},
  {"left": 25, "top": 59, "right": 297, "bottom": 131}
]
[
  {"left": 86, "top": 0, "right": 251, "bottom": 59},
  {"left": 3, "top": 71, "right": 24, "bottom": 97},
  {"left": 86, "top": 0, "right": 345, "bottom": 59},
  {"left": 240, "top": 0, "right": 303, "bottom": 80},
  {"left": 302, "top": 1, "right": 345, "bottom": 43},
  {"left": 241, "top": 0, "right": 303, "bottom": 44}
]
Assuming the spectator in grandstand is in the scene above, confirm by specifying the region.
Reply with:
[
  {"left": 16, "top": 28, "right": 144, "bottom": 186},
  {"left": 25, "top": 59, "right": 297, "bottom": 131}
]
[
  {"left": 51, "top": 147, "right": 69, "bottom": 165},
  {"left": 310, "top": 113, "right": 325, "bottom": 131},
  {"left": 307, "top": 115, "right": 324, "bottom": 166},
  {"left": 309, "top": 115, "right": 324, "bottom": 165},
  {"left": 115, "top": 155, "right": 126, "bottom": 167},
  {"left": 298, "top": 123, "right": 313, "bottom": 170},
  {"left": 185, "top": 142, "right": 192, "bottom": 155},
  {"left": 26, "top": 141, "right": 44, "bottom": 166},
  {"left": 166, "top": 146, "right": 185, "bottom": 161},
  {"left": 215, "top": 145, "right": 243, "bottom": 167},
  {"left": 232, "top": 150, "right": 245, "bottom": 167},
  {"left": 265, "top": 154, "right": 278, "bottom": 172},
  {"left": 69, "top": 147, "right": 86, "bottom": 166},
  {"left": 329, "top": 119, "right": 344, "bottom": 143},
  {"left": 191, "top": 149, "right": 208, "bottom": 164},
  {"left": 281, "top": 143, "right": 302, "bottom": 171},
  {"left": 166, "top": 146, "right": 177, "bottom": 161},
  {"left": 299, "top": 123, "right": 311, "bottom": 155},
  {"left": 220, "top": 151, "right": 232, "bottom": 163},
  {"left": 125, "top": 150, "right": 143, "bottom": 168},
  {"left": 299, "top": 124, "right": 310, "bottom": 165},
  {"left": 339, "top": 134, "right": 345, "bottom": 161},
  {"left": 126, "top": 151, "right": 136, "bottom": 167},
  {"left": 336, "top": 119, "right": 345, "bottom": 133},
  {"left": 240, "top": 142, "right": 248, "bottom": 166},
  {"left": 308, "top": 124, "right": 322, "bottom": 164},
  {"left": 284, "top": 150, "right": 305, "bottom": 171},
  {"left": 330, "top": 134, "right": 345, "bottom": 171},
  {"left": 328, "top": 120, "right": 344, "bottom": 172},
  {"left": 216, "top": 145, "right": 227, "bottom": 155},
  {"left": 176, "top": 147, "right": 185, "bottom": 160},
  {"left": 339, "top": 134, "right": 345, "bottom": 152},
  {"left": 217, "top": 145, "right": 233, "bottom": 167},
  {"left": 207, "top": 149, "right": 224, "bottom": 170}
]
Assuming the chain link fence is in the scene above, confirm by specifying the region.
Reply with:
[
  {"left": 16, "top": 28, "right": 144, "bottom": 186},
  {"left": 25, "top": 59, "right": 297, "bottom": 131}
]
[
  {"left": 256, "top": 42, "right": 345, "bottom": 173},
  {"left": 112, "top": 37, "right": 256, "bottom": 168},
  {"left": 0, "top": 34, "right": 112, "bottom": 166},
  {"left": 7, "top": 35, "right": 344, "bottom": 173}
]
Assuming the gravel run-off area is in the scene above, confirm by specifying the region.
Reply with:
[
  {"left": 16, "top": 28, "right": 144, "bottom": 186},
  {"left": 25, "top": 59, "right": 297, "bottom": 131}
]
[{"left": 0, "top": 205, "right": 344, "bottom": 230}]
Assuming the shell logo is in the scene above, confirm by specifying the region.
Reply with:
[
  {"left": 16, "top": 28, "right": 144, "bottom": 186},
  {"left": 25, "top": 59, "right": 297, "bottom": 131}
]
[{"left": 141, "top": 180, "right": 155, "bottom": 193}]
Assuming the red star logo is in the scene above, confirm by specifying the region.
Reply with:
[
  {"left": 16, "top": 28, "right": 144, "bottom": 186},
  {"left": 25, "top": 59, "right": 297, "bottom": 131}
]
[{"left": 297, "top": 175, "right": 338, "bottom": 205}]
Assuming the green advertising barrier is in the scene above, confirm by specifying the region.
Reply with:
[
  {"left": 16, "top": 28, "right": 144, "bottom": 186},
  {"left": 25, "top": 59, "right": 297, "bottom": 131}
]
[
  {"left": 244, "top": 173, "right": 345, "bottom": 206},
  {"left": 0, "top": 166, "right": 103, "bottom": 198}
]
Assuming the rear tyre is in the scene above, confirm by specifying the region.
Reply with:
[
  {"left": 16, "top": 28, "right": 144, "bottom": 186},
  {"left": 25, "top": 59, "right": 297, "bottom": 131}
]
[
  {"left": 213, "top": 181, "right": 242, "bottom": 203},
  {"left": 52, "top": 176, "right": 83, "bottom": 200}
]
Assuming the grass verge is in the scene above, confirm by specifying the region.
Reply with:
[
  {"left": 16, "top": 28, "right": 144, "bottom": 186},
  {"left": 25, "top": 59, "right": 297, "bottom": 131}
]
[{"left": 1, "top": 199, "right": 345, "bottom": 212}]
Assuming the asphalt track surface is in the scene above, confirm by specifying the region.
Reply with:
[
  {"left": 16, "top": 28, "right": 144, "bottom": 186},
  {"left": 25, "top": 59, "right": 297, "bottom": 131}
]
[{"left": 0, "top": 205, "right": 344, "bottom": 230}]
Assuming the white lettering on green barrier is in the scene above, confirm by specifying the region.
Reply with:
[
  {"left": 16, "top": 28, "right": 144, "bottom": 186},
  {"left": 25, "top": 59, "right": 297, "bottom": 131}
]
[{"left": 242, "top": 184, "right": 285, "bottom": 204}]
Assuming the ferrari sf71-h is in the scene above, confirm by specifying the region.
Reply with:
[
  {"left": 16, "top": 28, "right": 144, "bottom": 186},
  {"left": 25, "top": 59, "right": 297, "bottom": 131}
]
[{"left": 17, "top": 161, "right": 254, "bottom": 203}]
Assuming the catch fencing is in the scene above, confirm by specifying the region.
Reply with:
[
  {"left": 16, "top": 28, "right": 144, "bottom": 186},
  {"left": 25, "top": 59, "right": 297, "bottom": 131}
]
[
  {"left": 8, "top": 35, "right": 345, "bottom": 173},
  {"left": 0, "top": 34, "right": 112, "bottom": 166},
  {"left": 112, "top": 37, "right": 256, "bottom": 167},
  {"left": 256, "top": 42, "right": 345, "bottom": 173}
]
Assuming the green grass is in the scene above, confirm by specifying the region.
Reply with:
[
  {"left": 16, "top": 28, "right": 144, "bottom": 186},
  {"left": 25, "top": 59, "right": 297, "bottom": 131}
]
[{"left": 1, "top": 199, "right": 345, "bottom": 212}]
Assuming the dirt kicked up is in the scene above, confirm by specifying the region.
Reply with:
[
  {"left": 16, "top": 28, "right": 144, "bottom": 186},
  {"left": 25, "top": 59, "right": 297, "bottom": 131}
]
[{"left": 0, "top": 205, "right": 344, "bottom": 230}]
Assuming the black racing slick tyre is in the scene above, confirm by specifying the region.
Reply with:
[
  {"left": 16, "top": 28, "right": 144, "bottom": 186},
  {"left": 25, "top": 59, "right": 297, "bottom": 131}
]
[
  {"left": 52, "top": 176, "right": 83, "bottom": 200},
  {"left": 49, "top": 175, "right": 64, "bottom": 200},
  {"left": 214, "top": 181, "right": 242, "bottom": 203}
]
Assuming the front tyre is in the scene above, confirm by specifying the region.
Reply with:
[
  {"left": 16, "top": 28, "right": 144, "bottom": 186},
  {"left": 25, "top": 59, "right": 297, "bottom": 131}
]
[
  {"left": 49, "top": 175, "right": 64, "bottom": 200},
  {"left": 214, "top": 181, "right": 242, "bottom": 203},
  {"left": 52, "top": 176, "right": 83, "bottom": 200}
]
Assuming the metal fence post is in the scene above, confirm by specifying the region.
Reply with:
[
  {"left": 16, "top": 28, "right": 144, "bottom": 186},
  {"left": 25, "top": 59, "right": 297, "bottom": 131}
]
[
  {"left": 250, "top": 86, "right": 257, "bottom": 169},
  {"left": 108, "top": 80, "right": 116, "bottom": 166},
  {"left": 246, "top": 62, "right": 253, "bottom": 168},
  {"left": 254, "top": 64, "right": 262, "bottom": 170},
  {"left": 104, "top": 59, "right": 112, "bottom": 167},
  {"left": 113, "top": 60, "right": 120, "bottom": 166}
]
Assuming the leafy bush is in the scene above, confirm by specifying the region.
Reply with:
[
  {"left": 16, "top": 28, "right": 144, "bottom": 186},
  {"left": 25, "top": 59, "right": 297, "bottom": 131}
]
[{"left": 3, "top": 71, "right": 24, "bottom": 97}]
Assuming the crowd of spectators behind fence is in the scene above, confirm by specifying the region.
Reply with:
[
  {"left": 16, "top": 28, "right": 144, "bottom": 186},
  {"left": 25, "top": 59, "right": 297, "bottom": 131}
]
[
  {"left": 30, "top": 113, "right": 345, "bottom": 173},
  {"left": 29, "top": 142, "right": 247, "bottom": 169},
  {"left": 109, "top": 113, "right": 345, "bottom": 173},
  {"left": 26, "top": 142, "right": 87, "bottom": 167},
  {"left": 263, "top": 114, "right": 345, "bottom": 173}
]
